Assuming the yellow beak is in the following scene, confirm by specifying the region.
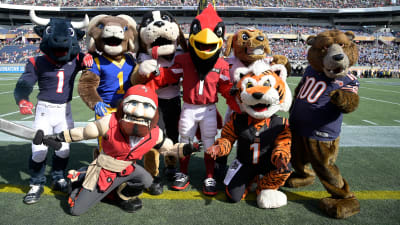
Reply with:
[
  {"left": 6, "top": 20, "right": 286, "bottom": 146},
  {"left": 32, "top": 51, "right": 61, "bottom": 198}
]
[{"left": 189, "top": 28, "right": 223, "bottom": 60}]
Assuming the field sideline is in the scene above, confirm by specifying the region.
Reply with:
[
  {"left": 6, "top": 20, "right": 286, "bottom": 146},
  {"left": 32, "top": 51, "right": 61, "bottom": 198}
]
[{"left": 0, "top": 74, "right": 399, "bottom": 224}]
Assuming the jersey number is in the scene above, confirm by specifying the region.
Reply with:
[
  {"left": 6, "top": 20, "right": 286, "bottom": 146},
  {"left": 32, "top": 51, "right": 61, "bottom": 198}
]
[
  {"left": 116, "top": 72, "right": 125, "bottom": 94},
  {"left": 297, "top": 77, "right": 327, "bottom": 103},
  {"left": 56, "top": 71, "right": 65, "bottom": 93},
  {"left": 250, "top": 143, "right": 260, "bottom": 164}
]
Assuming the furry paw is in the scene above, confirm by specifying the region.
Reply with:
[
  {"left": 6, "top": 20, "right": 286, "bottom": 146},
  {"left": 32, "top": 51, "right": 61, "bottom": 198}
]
[
  {"left": 257, "top": 189, "right": 287, "bottom": 209},
  {"left": 329, "top": 89, "right": 359, "bottom": 113},
  {"left": 139, "top": 59, "right": 158, "bottom": 77}
]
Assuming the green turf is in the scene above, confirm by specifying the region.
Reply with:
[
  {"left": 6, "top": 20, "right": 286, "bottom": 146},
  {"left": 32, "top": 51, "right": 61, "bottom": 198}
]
[
  {"left": 0, "top": 74, "right": 399, "bottom": 224},
  {"left": 1, "top": 142, "right": 400, "bottom": 224}
]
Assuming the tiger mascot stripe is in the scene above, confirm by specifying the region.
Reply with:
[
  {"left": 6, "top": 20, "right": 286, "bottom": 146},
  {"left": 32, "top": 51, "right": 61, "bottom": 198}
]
[{"left": 206, "top": 60, "right": 293, "bottom": 209}]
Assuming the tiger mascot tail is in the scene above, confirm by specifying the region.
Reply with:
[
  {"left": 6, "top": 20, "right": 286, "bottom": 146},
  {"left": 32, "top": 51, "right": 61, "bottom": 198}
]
[{"left": 206, "top": 60, "right": 293, "bottom": 209}]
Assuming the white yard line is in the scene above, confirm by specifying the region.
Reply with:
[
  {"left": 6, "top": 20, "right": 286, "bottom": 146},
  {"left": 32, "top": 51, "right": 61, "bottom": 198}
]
[
  {"left": 360, "top": 86, "right": 400, "bottom": 94},
  {"left": 394, "top": 120, "right": 400, "bottom": 124},
  {"left": 362, "top": 120, "right": 378, "bottom": 125},
  {"left": 360, "top": 96, "right": 400, "bottom": 106},
  {"left": 1, "top": 124, "right": 399, "bottom": 147},
  {"left": 22, "top": 115, "right": 34, "bottom": 120},
  {"left": 0, "top": 111, "right": 21, "bottom": 118},
  {"left": 88, "top": 117, "right": 95, "bottom": 122},
  {"left": 0, "top": 91, "right": 13, "bottom": 95}
]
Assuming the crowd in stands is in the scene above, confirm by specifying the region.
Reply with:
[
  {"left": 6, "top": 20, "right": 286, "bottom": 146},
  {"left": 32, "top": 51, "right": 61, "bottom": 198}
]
[
  {"left": 1, "top": 0, "right": 400, "bottom": 8},
  {"left": 0, "top": 24, "right": 399, "bottom": 75}
]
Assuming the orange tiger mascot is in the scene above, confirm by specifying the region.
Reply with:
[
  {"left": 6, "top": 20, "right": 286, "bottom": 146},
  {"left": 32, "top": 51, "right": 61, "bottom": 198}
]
[{"left": 206, "top": 60, "right": 292, "bottom": 208}]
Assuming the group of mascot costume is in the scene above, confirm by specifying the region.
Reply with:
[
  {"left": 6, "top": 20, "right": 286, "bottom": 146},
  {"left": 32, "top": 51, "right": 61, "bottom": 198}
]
[
  {"left": 13, "top": 10, "right": 89, "bottom": 205},
  {"left": 287, "top": 29, "right": 361, "bottom": 219},
  {"left": 39, "top": 84, "right": 199, "bottom": 215},
  {"left": 218, "top": 27, "right": 292, "bottom": 179},
  {"left": 206, "top": 60, "right": 293, "bottom": 209},
  {"left": 11, "top": 6, "right": 362, "bottom": 219},
  {"left": 141, "top": 4, "right": 238, "bottom": 196},
  {"left": 131, "top": 10, "right": 189, "bottom": 194}
]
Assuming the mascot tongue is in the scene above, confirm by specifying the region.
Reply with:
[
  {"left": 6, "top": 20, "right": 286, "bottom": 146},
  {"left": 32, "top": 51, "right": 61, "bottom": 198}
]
[{"left": 152, "top": 46, "right": 159, "bottom": 59}]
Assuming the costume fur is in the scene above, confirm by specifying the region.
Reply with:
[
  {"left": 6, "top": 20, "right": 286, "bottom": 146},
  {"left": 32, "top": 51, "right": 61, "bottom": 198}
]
[
  {"left": 287, "top": 29, "right": 360, "bottom": 219},
  {"left": 206, "top": 60, "right": 292, "bottom": 208},
  {"left": 224, "top": 28, "right": 291, "bottom": 80},
  {"left": 218, "top": 28, "right": 292, "bottom": 179},
  {"left": 131, "top": 11, "right": 188, "bottom": 188},
  {"left": 78, "top": 14, "right": 138, "bottom": 110}
]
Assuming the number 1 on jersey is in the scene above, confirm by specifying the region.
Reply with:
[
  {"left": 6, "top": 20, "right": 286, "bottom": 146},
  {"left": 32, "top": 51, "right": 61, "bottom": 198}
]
[
  {"left": 250, "top": 142, "right": 260, "bottom": 164},
  {"left": 56, "top": 71, "right": 65, "bottom": 93},
  {"left": 116, "top": 71, "right": 125, "bottom": 94}
]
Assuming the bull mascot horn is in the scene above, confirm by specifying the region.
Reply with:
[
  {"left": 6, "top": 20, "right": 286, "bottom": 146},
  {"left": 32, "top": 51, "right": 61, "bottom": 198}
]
[{"left": 29, "top": 9, "right": 89, "bottom": 29}]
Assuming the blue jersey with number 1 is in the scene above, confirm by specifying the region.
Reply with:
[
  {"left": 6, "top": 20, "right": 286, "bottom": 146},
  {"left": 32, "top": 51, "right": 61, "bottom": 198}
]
[
  {"left": 289, "top": 66, "right": 360, "bottom": 141},
  {"left": 89, "top": 54, "right": 136, "bottom": 108}
]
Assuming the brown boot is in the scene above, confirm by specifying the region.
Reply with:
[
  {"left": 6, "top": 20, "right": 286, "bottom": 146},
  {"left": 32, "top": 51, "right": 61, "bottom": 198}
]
[
  {"left": 285, "top": 173, "right": 315, "bottom": 188},
  {"left": 319, "top": 196, "right": 360, "bottom": 219}
]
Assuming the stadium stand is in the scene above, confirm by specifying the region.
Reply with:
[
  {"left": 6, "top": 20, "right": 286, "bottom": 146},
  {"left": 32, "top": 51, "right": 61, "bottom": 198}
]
[
  {"left": 1, "top": 0, "right": 399, "bottom": 8},
  {"left": 0, "top": 1, "right": 399, "bottom": 77}
]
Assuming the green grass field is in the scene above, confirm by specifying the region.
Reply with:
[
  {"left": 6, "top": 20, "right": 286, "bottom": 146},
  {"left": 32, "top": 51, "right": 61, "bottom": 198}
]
[{"left": 0, "top": 73, "right": 399, "bottom": 225}]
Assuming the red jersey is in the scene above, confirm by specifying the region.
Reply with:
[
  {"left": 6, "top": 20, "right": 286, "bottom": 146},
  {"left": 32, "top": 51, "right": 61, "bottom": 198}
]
[
  {"left": 97, "top": 113, "right": 159, "bottom": 191},
  {"left": 150, "top": 53, "right": 233, "bottom": 105}
]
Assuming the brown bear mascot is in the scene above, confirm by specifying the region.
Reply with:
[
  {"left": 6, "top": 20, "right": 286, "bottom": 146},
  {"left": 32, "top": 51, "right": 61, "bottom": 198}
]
[{"left": 287, "top": 29, "right": 360, "bottom": 219}]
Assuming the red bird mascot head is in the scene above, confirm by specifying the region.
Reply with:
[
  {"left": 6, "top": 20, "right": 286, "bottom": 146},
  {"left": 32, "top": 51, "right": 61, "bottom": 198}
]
[{"left": 189, "top": 4, "right": 225, "bottom": 80}]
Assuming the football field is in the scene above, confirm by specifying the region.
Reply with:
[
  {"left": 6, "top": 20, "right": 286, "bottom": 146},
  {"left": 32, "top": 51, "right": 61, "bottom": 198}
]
[{"left": 0, "top": 73, "right": 399, "bottom": 224}]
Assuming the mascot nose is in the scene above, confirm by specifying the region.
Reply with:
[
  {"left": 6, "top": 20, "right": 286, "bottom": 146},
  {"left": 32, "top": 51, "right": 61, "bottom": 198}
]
[
  {"left": 333, "top": 54, "right": 344, "bottom": 61},
  {"left": 53, "top": 36, "right": 68, "bottom": 43},
  {"left": 154, "top": 21, "right": 165, "bottom": 28},
  {"left": 252, "top": 92, "right": 264, "bottom": 100}
]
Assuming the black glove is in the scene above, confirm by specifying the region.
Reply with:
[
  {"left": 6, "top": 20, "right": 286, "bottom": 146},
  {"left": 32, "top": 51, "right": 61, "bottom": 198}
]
[
  {"left": 182, "top": 142, "right": 201, "bottom": 156},
  {"left": 42, "top": 132, "right": 65, "bottom": 150}
]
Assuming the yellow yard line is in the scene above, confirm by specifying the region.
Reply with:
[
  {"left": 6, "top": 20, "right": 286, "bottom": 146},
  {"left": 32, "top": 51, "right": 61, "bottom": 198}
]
[{"left": 1, "top": 184, "right": 400, "bottom": 200}]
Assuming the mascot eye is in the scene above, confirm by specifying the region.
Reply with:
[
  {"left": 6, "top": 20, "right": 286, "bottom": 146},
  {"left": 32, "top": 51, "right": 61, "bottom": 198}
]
[
  {"left": 97, "top": 23, "right": 104, "bottom": 29},
  {"left": 264, "top": 80, "right": 271, "bottom": 87},
  {"left": 143, "top": 103, "right": 155, "bottom": 110},
  {"left": 45, "top": 26, "right": 52, "bottom": 35},
  {"left": 214, "top": 22, "right": 225, "bottom": 38},
  {"left": 145, "top": 18, "right": 153, "bottom": 26},
  {"left": 161, "top": 15, "right": 171, "bottom": 22},
  {"left": 246, "top": 82, "right": 254, "bottom": 88},
  {"left": 123, "top": 26, "right": 128, "bottom": 32},
  {"left": 68, "top": 28, "right": 75, "bottom": 37},
  {"left": 256, "top": 35, "right": 264, "bottom": 41},
  {"left": 242, "top": 33, "right": 249, "bottom": 40},
  {"left": 215, "top": 27, "right": 223, "bottom": 37},
  {"left": 190, "top": 20, "right": 201, "bottom": 35}
]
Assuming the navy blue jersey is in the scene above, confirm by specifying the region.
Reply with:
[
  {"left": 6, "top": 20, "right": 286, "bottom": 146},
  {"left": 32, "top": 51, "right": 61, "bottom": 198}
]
[
  {"left": 14, "top": 54, "right": 84, "bottom": 104},
  {"left": 289, "top": 66, "right": 360, "bottom": 141}
]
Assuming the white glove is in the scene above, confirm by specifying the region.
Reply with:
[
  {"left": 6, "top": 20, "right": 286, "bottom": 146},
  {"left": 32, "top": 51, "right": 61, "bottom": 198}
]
[{"left": 139, "top": 59, "right": 158, "bottom": 78}]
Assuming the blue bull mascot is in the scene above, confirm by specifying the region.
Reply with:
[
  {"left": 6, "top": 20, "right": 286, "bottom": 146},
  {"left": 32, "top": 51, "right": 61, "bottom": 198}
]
[{"left": 14, "top": 9, "right": 89, "bottom": 205}]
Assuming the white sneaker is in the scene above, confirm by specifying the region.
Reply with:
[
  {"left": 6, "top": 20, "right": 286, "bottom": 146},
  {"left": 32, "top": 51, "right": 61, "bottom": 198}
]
[{"left": 23, "top": 184, "right": 44, "bottom": 204}]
